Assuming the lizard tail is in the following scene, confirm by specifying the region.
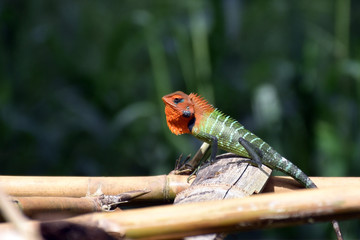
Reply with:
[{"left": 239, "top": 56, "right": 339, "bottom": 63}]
[
  {"left": 268, "top": 156, "right": 316, "bottom": 188},
  {"left": 269, "top": 156, "right": 343, "bottom": 240}
]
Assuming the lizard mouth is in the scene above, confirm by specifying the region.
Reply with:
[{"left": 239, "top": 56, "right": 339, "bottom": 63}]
[{"left": 162, "top": 97, "right": 177, "bottom": 109}]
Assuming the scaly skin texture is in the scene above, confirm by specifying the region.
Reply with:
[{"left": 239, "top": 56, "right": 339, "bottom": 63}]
[
  {"left": 162, "top": 91, "right": 343, "bottom": 239},
  {"left": 162, "top": 91, "right": 315, "bottom": 188}
]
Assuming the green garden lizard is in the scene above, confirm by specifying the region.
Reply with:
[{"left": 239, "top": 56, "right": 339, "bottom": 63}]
[{"left": 162, "top": 91, "right": 342, "bottom": 239}]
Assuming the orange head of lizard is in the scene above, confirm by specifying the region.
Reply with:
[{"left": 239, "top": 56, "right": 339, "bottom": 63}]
[{"left": 162, "top": 91, "right": 195, "bottom": 135}]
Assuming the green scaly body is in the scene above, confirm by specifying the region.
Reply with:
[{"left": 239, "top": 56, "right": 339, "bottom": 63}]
[{"left": 192, "top": 108, "right": 316, "bottom": 188}]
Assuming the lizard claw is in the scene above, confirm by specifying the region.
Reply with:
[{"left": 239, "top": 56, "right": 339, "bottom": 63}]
[{"left": 169, "top": 154, "right": 193, "bottom": 175}]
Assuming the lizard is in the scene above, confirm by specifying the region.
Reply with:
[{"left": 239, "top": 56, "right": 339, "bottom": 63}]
[{"left": 162, "top": 90, "right": 342, "bottom": 240}]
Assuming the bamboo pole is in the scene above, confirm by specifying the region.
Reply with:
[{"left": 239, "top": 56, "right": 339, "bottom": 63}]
[
  {"left": 1, "top": 186, "right": 358, "bottom": 240},
  {"left": 67, "top": 187, "right": 360, "bottom": 239},
  {"left": 12, "top": 196, "right": 103, "bottom": 218},
  {"left": 1, "top": 175, "right": 359, "bottom": 200},
  {"left": 2, "top": 176, "right": 357, "bottom": 219},
  {"left": 0, "top": 175, "right": 191, "bottom": 201},
  {"left": 263, "top": 176, "right": 360, "bottom": 192},
  {"left": 0, "top": 187, "right": 42, "bottom": 240},
  {"left": 11, "top": 190, "right": 149, "bottom": 218}
]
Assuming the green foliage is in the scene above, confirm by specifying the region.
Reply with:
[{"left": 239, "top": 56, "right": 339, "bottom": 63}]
[{"left": 1, "top": 0, "right": 359, "bottom": 238}]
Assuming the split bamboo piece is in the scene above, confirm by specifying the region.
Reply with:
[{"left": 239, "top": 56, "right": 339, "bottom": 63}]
[
  {"left": 1, "top": 175, "right": 357, "bottom": 219},
  {"left": 65, "top": 187, "right": 360, "bottom": 239},
  {"left": 0, "top": 175, "right": 191, "bottom": 202},
  {"left": 1, "top": 186, "right": 358, "bottom": 240},
  {"left": 1, "top": 175, "right": 358, "bottom": 200}
]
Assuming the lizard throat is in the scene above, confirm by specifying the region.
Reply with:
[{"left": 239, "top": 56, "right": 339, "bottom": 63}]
[
  {"left": 164, "top": 105, "right": 192, "bottom": 135},
  {"left": 187, "top": 117, "right": 196, "bottom": 132}
]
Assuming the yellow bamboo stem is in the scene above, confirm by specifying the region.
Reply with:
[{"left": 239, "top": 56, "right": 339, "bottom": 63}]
[
  {"left": 263, "top": 176, "right": 360, "bottom": 193},
  {"left": 0, "top": 185, "right": 359, "bottom": 239},
  {"left": 64, "top": 187, "right": 360, "bottom": 239},
  {"left": 0, "top": 175, "right": 191, "bottom": 201},
  {"left": 2, "top": 175, "right": 359, "bottom": 199},
  {"left": 12, "top": 196, "right": 101, "bottom": 218}
]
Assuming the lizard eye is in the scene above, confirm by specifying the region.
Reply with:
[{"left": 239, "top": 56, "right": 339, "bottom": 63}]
[{"left": 173, "top": 98, "right": 184, "bottom": 104}]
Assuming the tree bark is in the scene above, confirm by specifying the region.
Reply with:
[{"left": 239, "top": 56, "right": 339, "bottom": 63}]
[{"left": 174, "top": 153, "right": 272, "bottom": 240}]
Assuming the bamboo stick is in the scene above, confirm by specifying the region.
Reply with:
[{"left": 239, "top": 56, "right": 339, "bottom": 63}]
[
  {"left": 4, "top": 176, "right": 358, "bottom": 219},
  {"left": 1, "top": 177, "right": 359, "bottom": 239},
  {"left": 0, "top": 175, "right": 191, "bottom": 201},
  {"left": 263, "top": 176, "right": 360, "bottom": 192},
  {"left": 0, "top": 186, "right": 357, "bottom": 240},
  {"left": 67, "top": 187, "right": 360, "bottom": 239},
  {"left": 0, "top": 187, "right": 42, "bottom": 240},
  {"left": 11, "top": 190, "right": 149, "bottom": 218},
  {"left": 12, "top": 196, "right": 102, "bottom": 218},
  {"left": 1, "top": 175, "right": 359, "bottom": 199}
]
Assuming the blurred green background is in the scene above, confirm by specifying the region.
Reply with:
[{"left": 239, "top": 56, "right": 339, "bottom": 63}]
[{"left": 1, "top": 0, "right": 359, "bottom": 239}]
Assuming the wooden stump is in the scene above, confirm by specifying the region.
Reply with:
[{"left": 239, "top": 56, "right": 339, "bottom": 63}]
[{"left": 174, "top": 153, "right": 272, "bottom": 240}]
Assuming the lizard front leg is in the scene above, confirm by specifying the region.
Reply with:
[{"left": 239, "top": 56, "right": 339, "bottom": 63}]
[{"left": 208, "top": 135, "right": 218, "bottom": 163}]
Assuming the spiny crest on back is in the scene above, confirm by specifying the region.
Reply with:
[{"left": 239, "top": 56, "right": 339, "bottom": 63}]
[{"left": 188, "top": 92, "right": 215, "bottom": 114}]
